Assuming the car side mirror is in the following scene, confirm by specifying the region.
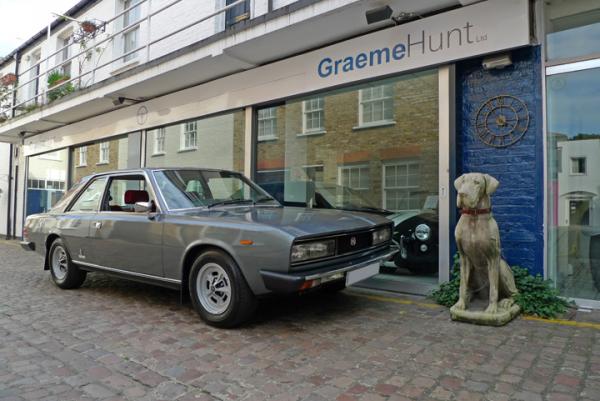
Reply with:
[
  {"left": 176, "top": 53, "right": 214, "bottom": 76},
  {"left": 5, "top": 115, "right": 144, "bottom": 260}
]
[{"left": 134, "top": 200, "right": 155, "bottom": 214}]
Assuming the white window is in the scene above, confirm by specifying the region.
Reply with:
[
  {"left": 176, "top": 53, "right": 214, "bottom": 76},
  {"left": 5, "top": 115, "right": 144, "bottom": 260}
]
[
  {"left": 359, "top": 84, "right": 394, "bottom": 126},
  {"left": 383, "top": 162, "right": 421, "bottom": 211},
  {"left": 122, "top": 0, "right": 141, "bottom": 62},
  {"left": 99, "top": 142, "right": 110, "bottom": 164},
  {"left": 338, "top": 165, "right": 370, "bottom": 190},
  {"left": 154, "top": 128, "right": 165, "bottom": 154},
  {"left": 181, "top": 121, "right": 198, "bottom": 150},
  {"left": 570, "top": 157, "right": 586, "bottom": 175},
  {"left": 302, "top": 97, "right": 325, "bottom": 134},
  {"left": 257, "top": 107, "right": 277, "bottom": 141},
  {"left": 78, "top": 146, "right": 87, "bottom": 166}
]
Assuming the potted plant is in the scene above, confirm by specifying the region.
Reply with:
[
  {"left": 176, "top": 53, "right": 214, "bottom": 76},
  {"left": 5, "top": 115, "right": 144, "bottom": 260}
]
[
  {"left": 80, "top": 20, "right": 98, "bottom": 34},
  {"left": 0, "top": 73, "right": 17, "bottom": 87},
  {"left": 47, "top": 70, "right": 74, "bottom": 102}
]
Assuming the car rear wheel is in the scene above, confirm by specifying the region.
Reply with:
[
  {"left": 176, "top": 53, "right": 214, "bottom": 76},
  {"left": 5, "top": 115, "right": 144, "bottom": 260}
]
[
  {"left": 49, "top": 238, "right": 87, "bottom": 289},
  {"left": 189, "top": 250, "right": 257, "bottom": 328}
]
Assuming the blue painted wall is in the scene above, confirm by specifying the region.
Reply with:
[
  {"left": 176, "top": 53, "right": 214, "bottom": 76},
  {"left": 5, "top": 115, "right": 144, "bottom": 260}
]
[{"left": 456, "top": 46, "right": 544, "bottom": 275}]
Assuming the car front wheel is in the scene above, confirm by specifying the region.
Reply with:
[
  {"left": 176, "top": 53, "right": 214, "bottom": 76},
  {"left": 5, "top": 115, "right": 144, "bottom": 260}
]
[
  {"left": 189, "top": 250, "right": 257, "bottom": 328},
  {"left": 49, "top": 238, "right": 87, "bottom": 289}
]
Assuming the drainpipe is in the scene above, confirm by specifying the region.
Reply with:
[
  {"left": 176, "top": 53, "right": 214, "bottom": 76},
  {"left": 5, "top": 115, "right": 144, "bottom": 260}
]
[
  {"left": 11, "top": 51, "right": 19, "bottom": 118},
  {"left": 5, "top": 144, "right": 13, "bottom": 239}
]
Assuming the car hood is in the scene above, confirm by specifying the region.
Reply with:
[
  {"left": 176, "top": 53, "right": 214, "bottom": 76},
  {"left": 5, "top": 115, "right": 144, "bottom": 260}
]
[
  {"left": 387, "top": 210, "right": 438, "bottom": 226},
  {"left": 176, "top": 206, "right": 391, "bottom": 238}
]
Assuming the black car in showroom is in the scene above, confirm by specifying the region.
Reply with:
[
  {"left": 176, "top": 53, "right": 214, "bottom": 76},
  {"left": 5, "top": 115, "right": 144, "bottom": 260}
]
[{"left": 259, "top": 180, "right": 438, "bottom": 274}]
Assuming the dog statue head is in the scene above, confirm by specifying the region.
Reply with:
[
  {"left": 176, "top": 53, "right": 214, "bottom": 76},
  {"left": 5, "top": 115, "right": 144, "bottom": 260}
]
[{"left": 454, "top": 173, "right": 499, "bottom": 209}]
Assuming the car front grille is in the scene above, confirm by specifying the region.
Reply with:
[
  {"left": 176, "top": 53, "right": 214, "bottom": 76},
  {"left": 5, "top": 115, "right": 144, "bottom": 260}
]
[{"left": 336, "top": 231, "right": 373, "bottom": 255}]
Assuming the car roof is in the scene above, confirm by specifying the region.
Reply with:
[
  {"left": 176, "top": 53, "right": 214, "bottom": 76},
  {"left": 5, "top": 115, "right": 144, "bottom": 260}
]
[{"left": 81, "top": 167, "right": 241, "bottom": 181}]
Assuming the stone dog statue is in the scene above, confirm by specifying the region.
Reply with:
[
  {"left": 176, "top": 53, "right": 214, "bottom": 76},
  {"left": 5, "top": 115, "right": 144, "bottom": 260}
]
[{"left": 450, "top": 173, "right": 520, "bottom": 326}]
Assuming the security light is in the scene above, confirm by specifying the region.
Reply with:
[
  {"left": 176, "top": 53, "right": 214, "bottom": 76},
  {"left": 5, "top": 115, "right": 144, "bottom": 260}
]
[
  {"left": 365, "top": 6, "right": 393, "bottom": 24},
  {"left": 482, "top": 53, "right": 513, "bottom": 70}
]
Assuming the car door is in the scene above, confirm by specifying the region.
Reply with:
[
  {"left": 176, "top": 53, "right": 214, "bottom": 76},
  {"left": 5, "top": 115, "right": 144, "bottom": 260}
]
[
  {"left": 58, "top": 177, "right": 108, "bottom": 263},
  {"left": 86, "top": 173, "right": 164, "bottom": 277}
]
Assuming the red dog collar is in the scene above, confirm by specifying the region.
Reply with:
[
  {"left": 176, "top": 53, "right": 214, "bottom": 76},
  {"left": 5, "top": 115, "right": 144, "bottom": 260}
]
[{"left": 461, "top": 208, "right": 491, "bottom": 215}]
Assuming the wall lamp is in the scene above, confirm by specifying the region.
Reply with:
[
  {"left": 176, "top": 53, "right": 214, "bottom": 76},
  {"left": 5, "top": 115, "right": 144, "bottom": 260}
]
[
  {"left": 482, "top": 53, "right": 513, "bottom": 70},
  {"left": 111, "top": 96, "right": 140, "bottom": 106},
  {"left": 365, "top": 5, "right": 421, "bottom": 25}
]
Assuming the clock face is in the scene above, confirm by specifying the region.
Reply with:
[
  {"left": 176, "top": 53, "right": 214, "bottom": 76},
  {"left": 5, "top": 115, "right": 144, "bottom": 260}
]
[{"left": 475, "top": 95, "right": 529, "bottom": 148}]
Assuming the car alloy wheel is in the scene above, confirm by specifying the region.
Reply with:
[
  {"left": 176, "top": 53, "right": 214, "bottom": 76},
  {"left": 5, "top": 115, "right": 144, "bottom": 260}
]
[
  {"left": 196, "top": 262, "right": 232, "bottom": 315},
  {"left": 51, "top": 245, "right": 69, "bottom": 281}
]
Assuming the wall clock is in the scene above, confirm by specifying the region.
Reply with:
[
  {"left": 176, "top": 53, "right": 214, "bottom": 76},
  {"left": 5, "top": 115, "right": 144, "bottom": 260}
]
[{"left": 474, "top": 95, "right": 529, "bottom": 148}]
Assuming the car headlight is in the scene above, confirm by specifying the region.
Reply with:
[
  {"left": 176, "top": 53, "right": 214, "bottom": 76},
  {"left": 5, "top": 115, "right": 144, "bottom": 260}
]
[
  {"left": 291, "top": 239, "right": 336, "bottom": 263},
  {"left": 372, "top": 226, "right": 392, "bottom": 245},
  {"left": 415, "top": 224, "right": 431, "bottom": 241}
]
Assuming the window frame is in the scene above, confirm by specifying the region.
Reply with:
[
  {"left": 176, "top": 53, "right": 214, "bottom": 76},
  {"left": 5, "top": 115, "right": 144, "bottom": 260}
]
[
  {"left": 66, "top": 176, "right": 108, "bottom": 213},
  {"left": 257, "top": 107, "right": 278, "bottom": 141},
  {"left": 301, "top": 97, "right": 325, "bottom": 135},
  {"left": 120, "top": 0, "right": 142, "bottom": 63},
  {"left": 78, "top": 146, "right": 88, "bottom": 167},
  {"left": 382, "top": 161, "right": 421, "bottom": 211},
  {"left": 98, "top": 141, "right": 110, "bottom": 164},
  {"left": 180, "top": 121, "right": 198, "bottom": 151},
  {"left": 357, "top": 84, "right": 395, "bottom": 128},
  {"left": 100, "top": 173, "right": 160, "bottom": 213},
  {"left": 153, "top": 127, "right": 166, "bottom": 155},
  {"left": 337, "top": 164, "right": 370, "bottom": 191},
  {"left": 570, "top": 156, "right": 587, "bottom": 175}
]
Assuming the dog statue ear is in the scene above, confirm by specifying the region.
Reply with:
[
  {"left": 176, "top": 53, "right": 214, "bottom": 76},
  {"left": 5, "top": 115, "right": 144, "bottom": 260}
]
[
  {"left": 484, "top": 174, "right": 499, "bottom": 195},
  {"left": 453, "top": 175, "right": 464, "bottom": 191}
]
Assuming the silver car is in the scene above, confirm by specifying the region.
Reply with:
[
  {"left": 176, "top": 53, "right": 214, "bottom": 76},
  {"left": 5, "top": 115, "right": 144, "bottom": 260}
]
[{"left": 21, "top": 168, "right": 394, "bottom": 327}]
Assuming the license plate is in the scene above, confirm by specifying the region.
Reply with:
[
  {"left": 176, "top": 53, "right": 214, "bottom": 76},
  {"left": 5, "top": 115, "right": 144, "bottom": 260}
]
[{"left": 346, "top": 262, "right": 379, "bottom": 286}]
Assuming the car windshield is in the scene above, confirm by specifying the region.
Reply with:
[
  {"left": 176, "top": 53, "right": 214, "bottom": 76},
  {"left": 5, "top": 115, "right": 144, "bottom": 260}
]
[
  {"left": 314, "top": 183, "right": 391, "bottom": 214},
  {"left": 153, "top": 169, "right": 277, "bottom": 210}
]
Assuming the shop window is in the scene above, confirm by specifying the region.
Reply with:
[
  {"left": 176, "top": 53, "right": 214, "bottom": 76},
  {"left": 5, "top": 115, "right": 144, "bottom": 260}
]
[
  {"left": 339, "top": 165, "right": 370, "bottom": 190},
  {"left": 257, "top": 107, "right": 277, "bottom": 141},
  {"left": 78, "top": 146, "right": 87, "bottom": 166},
  {"left": 145, "top": 110, "right": 245, "bottom": 172},
  {"left": 181, "top": 121, "right": 198, "bottom": 150},
  {"left": 570, "top": 157, "right": 586, "bottom": 175},
  {"left": 153, "top": 128, "right": 166, "bottom": 155},
  {"left": 545, "top": 1, "right": 600, "bottom": 61},
  {"left": 302, "top": 97, "right": 325, "bottom": 134},
  {"left": 99, "top": 142, "right": 110, "bottom": 164},
  {"left": 358, "top": 84, "right": 394, "bottom": 127},
  {"left": 383, "top": 162, "right": 421, "bottom": 211},
  {"left": 26, "top": 149, "right": 69, "bottom": 216}
]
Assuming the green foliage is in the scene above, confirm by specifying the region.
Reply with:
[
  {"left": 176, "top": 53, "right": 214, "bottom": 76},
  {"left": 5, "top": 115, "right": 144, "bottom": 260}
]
[
  {"left": 430, "top": 255, "right": 573, "bottom": 319},
  {"left": 47, "top": 70, "right": 67, "bottom": 87},
  {"left": 47, "top": 71, "right": 75, "bottom": 102}
]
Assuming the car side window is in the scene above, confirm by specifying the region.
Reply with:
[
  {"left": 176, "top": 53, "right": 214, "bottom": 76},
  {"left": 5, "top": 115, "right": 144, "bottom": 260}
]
[
  {"left": 103, "top": 176, "right": 155, "bottom": 212},
  {"left": 68, "top": 177, "right": 108, "bottom": 212}
]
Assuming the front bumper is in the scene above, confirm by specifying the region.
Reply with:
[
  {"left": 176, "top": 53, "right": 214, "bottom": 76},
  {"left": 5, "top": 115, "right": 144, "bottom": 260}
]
[
  {"left": 20, "top": 241, "right": 35, "bottom": 251},
  {"left": 260, "top": 247, "right": 396, "bottom": 293}
]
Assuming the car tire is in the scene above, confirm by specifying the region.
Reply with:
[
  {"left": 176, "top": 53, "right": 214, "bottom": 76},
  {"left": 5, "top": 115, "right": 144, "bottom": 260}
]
[
  {"left": 49, "top": 238, "right": 87, "bottom": 289},
  {"left": 189, "top": 250, "right": 257, "bottom": 328}
]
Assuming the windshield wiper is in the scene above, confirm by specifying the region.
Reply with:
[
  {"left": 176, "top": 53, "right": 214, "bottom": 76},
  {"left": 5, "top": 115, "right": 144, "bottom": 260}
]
[{"left": 207, "top": 199, "right": 254, "bottom": 208}]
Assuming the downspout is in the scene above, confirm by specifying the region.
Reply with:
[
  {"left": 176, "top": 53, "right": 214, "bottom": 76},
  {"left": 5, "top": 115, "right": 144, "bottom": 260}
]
[
  {"left": 5, "top": 144, "right": 13, "bottom": 239},
  {"left": 12, "top": 158, "right": 18, "bottom": 239},
  {"left": 11, "top": 50, "right": 19, "bottom": 118}
]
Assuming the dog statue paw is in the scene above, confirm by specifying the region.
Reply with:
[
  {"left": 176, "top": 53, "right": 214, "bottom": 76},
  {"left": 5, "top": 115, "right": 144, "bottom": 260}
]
[{"left": 449, "top": 173, "right": 521, "bottom": 327}]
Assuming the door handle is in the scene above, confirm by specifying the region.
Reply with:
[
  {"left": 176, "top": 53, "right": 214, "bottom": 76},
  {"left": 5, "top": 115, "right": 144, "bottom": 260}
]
[{"left": 94, "top": 222, "right": 102, "bottom": 229}]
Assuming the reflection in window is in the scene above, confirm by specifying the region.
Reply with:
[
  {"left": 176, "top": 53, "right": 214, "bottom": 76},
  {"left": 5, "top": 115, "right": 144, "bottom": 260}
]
[
  {"left": 99, "top": 142, "right": 110, "bottom": 164},
  {"left": 78, "top": 146, "right": 87, "bottom": 166},
  {"left": 302, "top": 98, "right": 324, "bottom": 133},
  {"left": 181, "top": 121, "right": 198, "bottom": 150},
  {"left": 145, "top": 111, "right": 245, "bottom": 172},
  {"left": 339, "top": 165, "right": 370, "bottom": 191},
  {"left": 257, "top": 107, "right": 277, "bottom": 140},
  {"left": 545, "top": 1, "right": 600, "bottom": 61},
  {"left": 27, "top": 149, "right": 69, "bottom": 216},
  {"left": 383, "top": 162, "right": 421, "bottom": 211},
  {"left": 69, "top": 177, "right": 107, "bottom": 212},
  {"left": 359, "top": 84, "right": 394, "bottom": 126}
]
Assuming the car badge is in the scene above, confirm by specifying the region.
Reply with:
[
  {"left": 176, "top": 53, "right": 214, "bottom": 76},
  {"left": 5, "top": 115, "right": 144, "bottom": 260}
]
[{"left": 350, "top": 236, "right": 357, "bottom": 247}]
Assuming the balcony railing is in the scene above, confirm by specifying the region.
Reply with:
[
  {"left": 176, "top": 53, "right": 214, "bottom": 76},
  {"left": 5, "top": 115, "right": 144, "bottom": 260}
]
[{"left": 0, "top": 0, "right": 248, "bottom": 121}]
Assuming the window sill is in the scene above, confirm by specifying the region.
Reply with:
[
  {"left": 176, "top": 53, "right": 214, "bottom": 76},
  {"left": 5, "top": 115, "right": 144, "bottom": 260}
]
[
  {"left": 352, "top": 120, "right": 396, "bottom": 131},
  {"left": 110, "top": 59, "right": 140, "bottom": 76},
  {"left": 96, "top": 162, "right": 109, "bottom": 166},
  {"left": 257, "top": 135, "right": 278, "bottom": 142},
  {"left": 151, "top": 152, "right": 165, "bottom": 157},
  {"left": 76, "top": 164, "right": 87, "bottom": 168},
  {"left": 297, "top": 130, "right": 326, "bottom": 137},
  {"left": 569, "top": 173, "right": 586, "bottom": 176},
  {"left": 178, "top": 147, "right": 198, "bottom": 153}
]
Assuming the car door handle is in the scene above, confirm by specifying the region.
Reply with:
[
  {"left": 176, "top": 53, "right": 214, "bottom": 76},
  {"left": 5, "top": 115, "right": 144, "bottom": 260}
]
[{"left": 94, "top": 222, "right": 102, "bottom": 229}]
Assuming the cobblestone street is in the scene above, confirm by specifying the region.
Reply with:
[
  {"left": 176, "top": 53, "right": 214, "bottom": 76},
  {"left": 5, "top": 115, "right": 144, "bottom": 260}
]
[{"left": 0, "top": 240, "right": 599, "bottom": 401}]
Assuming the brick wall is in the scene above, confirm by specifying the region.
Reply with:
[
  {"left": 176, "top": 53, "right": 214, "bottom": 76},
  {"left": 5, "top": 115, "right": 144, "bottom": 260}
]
[{"left": 456, "top": 46, "right": 544, "bottom": 275}]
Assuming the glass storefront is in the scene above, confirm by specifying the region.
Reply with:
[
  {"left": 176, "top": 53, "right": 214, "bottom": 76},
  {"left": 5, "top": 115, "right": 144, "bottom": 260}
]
[
  {"left": 255, "top": 69, "right": 440, "bottom": 289},
  {"left": 26, "top": 149, "right": 69, "bottom": 215},
  {"left": 546, "top": 0, "right": 600, "bottom": 302},
  {"left": 145, "top": 110, "right": 245, "bottom": 172},
  {"left": 71, "top": 133, "right": 141, "bottom": 183}
]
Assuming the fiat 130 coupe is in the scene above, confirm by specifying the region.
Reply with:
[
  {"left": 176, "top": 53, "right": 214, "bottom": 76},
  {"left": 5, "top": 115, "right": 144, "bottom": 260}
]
[{"left": 22, "top": 168, "right": 394, "bottom": 327}]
